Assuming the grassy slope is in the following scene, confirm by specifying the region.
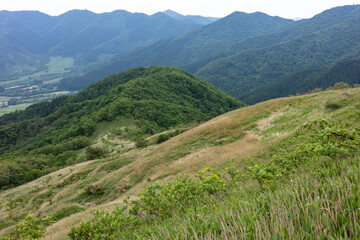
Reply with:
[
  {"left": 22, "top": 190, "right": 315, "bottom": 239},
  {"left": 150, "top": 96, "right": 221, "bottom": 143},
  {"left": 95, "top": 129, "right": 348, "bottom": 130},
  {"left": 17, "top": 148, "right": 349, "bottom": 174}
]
[
  {"left": 0, "top": 66, "right": 244, "bottom": 190},
  {"left": 0, "top": 87, "right": 359, "bottom": 238}
]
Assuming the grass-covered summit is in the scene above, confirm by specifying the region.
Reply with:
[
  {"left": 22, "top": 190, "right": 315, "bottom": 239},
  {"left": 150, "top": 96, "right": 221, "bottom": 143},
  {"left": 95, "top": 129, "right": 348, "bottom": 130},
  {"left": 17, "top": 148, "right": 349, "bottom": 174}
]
[{"left": 0, "top": 66, "right": 244, "bottom": 189}]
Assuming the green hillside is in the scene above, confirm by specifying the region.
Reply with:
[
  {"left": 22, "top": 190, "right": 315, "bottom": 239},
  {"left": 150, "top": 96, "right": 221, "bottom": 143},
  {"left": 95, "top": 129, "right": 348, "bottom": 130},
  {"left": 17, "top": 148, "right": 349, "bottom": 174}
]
[
  {"left": 0, "top": 66, "right": 244, "bottom": 189},
  {"left": 0, "top": 86, "right": 359, "bottom": 239}
]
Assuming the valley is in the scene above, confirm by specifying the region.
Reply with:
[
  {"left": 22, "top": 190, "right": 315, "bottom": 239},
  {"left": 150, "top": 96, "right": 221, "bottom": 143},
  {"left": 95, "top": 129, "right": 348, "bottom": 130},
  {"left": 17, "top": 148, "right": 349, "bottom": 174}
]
[{"left": 0, "top": 56, "right": 77, "bottom": 116}]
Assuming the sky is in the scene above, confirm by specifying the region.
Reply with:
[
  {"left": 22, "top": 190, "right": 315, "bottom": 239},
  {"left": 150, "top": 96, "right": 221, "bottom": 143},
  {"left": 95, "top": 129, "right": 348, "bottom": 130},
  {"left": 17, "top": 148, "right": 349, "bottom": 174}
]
[{"left": 1, "top": 0, "right": 360, "bottom": 19}]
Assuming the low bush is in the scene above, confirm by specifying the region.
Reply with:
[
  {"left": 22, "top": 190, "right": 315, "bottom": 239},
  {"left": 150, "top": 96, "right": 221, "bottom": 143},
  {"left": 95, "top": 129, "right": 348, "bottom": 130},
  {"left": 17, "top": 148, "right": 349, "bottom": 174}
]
[
  {"left": 85, "top": 147, "right": 108, "bottom": 160},
  {"left": 3, "top": 213, "right": 53, "bottom": 240}
]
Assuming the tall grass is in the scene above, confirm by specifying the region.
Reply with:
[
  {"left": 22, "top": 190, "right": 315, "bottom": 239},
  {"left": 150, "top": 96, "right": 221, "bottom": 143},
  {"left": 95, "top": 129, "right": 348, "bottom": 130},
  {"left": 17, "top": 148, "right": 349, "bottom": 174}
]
[{"left": 144, "top": 158, "right": 360, "bottom": 239}]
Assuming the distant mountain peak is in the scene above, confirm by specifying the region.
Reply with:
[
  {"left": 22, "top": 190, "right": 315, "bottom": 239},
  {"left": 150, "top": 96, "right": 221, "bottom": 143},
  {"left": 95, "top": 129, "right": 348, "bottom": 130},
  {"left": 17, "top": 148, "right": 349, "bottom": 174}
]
[
  {"left": 162, "top": 9, "right": 219, "bottom": 25},
  {"left": 59, "top": 9, "right": 96, "bottom": 17},
  {"left": 163, "top": 9, "right": 184, "bottom": 18}
]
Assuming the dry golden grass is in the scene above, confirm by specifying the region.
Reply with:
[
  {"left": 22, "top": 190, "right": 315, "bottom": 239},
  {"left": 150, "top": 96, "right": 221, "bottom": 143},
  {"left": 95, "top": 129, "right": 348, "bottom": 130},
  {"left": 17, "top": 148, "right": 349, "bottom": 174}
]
[{"left": 44, "top": 211, "right": 94, "bottom": 240}]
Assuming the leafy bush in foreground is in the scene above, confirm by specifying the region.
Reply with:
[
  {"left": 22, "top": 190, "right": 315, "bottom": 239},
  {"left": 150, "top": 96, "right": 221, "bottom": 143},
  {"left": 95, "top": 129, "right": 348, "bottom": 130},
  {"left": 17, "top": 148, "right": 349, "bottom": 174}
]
[{"left": 2, "top": 213, "right": 53, "bottom": 240}]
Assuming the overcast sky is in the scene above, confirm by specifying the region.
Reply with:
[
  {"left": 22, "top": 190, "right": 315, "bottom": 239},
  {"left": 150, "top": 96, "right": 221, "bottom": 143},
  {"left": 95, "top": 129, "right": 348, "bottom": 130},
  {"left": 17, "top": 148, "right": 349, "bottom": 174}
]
[{"left": 1, "top": 0, "right": 360, "bottom": 19}]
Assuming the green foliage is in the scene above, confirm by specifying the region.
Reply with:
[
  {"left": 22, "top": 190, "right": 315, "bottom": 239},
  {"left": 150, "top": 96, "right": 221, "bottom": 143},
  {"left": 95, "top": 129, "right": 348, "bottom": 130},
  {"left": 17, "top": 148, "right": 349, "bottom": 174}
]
[
  {"left": 69, "top": 168, "right": 235, "bottom": 238},
  {"left": 156, "top": 130, "right": 183, "bottom": 144},
  {"left": 0, "top": 156, "right": 52, "bottom": 189},
  {"left": 134, "top": 137, "right": 149, "bottom": 149},
  {"left": 156, "top": 134, "right": 171, "bottom": 144},
  {"left": 327, "top": 81, "right": 351, "bottom": 90},
  {"left": 248, "top": 117, "right": 360, "bottom": 186},
  {"left": 67, "top": 207, "right": 140, "bottom": 240},
  {"left": 85, "top": 147, "right": 108, "bottom": 160},
  {"left": 6, "top": 213, "right": 53, "bottom": 240},
  {"left": 195, "top": 168, "right": 227, "bottom": 194}
]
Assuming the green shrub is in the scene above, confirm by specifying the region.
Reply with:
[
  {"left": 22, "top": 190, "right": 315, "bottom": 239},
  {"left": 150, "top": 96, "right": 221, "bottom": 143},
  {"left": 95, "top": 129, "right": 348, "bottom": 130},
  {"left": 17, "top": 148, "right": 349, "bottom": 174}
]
[
  {"left": 68, "top": 207, "right": 139, "bottom": 239},
  {"left": 53, "top": 150, "right": 77, "bottom": 166},
  {"left": 135, "top": 137, "right": 148, "bottom": 148},
  {"left": 24, "top": 169, "right": 42, "bottom": 182},
  {"left": 85, "top": 147, "right": 108, "bottom": 160},
  {"left": 156, "top": 134, "right": 171, "bottom": 144},
  {"left": 10, "top": 213, "right": 53, "bottom": 239},
  {"left": 327, "top": 82, "right": 351, "bottom": 90}
]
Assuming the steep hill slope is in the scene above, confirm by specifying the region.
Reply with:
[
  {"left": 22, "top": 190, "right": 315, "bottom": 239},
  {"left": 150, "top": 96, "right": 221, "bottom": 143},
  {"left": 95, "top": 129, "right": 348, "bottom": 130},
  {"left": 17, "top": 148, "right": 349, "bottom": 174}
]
[
  {"left": 59, "top": 11, "right": 294, "bottom": 90},
  {"left": 0, "top": 66, "right": 244, "bottom": 189},
  {"left": 1, "top": 85, "right": 359, "bottom": 239}
]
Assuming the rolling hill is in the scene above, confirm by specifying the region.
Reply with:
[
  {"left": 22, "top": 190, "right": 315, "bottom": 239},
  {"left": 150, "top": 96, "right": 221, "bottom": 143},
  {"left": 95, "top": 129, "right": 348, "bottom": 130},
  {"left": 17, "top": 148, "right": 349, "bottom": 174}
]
[
  {"left": 0, "top": 66, "right": 244, "bottom": 189},
  {"left": 0, "top": 85, "right": 359, "bottom": 239}
]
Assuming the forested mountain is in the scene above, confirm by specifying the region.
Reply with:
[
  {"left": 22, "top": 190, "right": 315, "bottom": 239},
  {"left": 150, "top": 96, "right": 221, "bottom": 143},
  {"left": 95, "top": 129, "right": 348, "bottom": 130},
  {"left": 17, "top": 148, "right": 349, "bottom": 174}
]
[
  {"left": 195, "top": 5, "right": 360, "bottom": 101},
  {"left": 242, "top": 58, "right": 360, "bottom": 104},
  {"left": 0, "top": 10, "right": 204, "bottom": 79},
  {"left": 0, "top": 66, "right": 244, "bottom": 188},
  {"left": 59, "top": 11, "right": 294, "bottom": 90}
]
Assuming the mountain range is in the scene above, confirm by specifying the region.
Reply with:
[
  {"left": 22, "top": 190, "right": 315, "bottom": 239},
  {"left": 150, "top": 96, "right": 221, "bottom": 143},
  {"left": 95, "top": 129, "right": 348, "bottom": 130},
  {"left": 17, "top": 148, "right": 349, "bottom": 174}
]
[
  {"left": 0, "top": 9, "right": 213, "bottom": 80},
  {"left": 58, "top": 11, "right": 295, "bottom": 90},
  {"left": 58, "top": 5, "right": 360, "bottom": 104}
]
